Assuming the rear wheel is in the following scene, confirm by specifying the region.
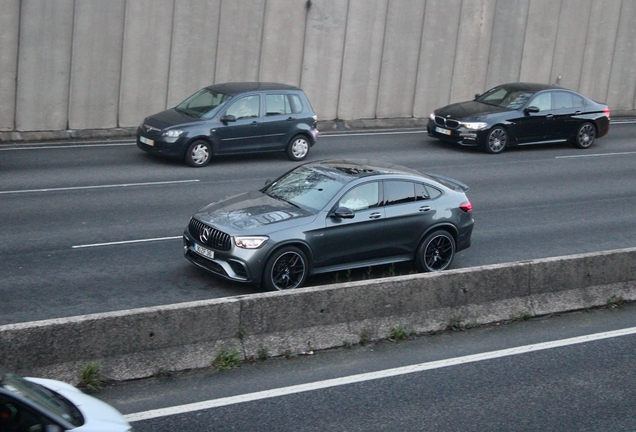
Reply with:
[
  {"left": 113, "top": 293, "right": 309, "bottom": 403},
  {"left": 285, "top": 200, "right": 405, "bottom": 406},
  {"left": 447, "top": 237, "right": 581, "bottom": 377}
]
[
  {"left": 416, "top": 230, "right": 456, "bottom": 272},
  {"left": 574, "top": 122, "right": 595, "bottom": 149},
  {"left": 286, "top": 135, "right": 310, "bottom": 161},
  {"left": 263, "top": 246, "right": 308, "bottom": 290},
  {"left": 485, "top": 126, "right": 507, "bottom": 154},
  {"left": 185, "top": 140, "right": 211, "bottom": 167}
]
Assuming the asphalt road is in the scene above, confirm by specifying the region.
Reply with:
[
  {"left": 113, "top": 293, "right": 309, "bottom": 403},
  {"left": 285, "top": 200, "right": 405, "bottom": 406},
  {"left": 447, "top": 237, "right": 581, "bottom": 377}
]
[
  {"left": 1, "top": 123, "right": 636, "bottom": 324},
  {"left": 100, "top": 302, "right": 636, "bottom": 431}
]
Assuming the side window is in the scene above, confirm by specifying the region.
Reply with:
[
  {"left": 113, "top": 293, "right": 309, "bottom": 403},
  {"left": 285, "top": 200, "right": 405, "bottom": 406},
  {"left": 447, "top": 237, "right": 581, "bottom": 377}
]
[
  {"left": 425, "top": 184, "right": 442, "bottom": 199},
  {"left": 265, "top": 94, "right": 291, "bottom": 116},
  {"left": 0, "top": 398, "right": 48, "bottom": 431},
  {"left": 384, "top": 181, "right": 415, "bottom": 206},
  {"left": 225, "top": 95, "right": 260, "bottom": 119},
  {"left": 529, "top": 92, "right": 552, "bottom": 111},
  {"left": 289, "top": 94, "right": 303, "bottom": 113},
  {"left": 415, "top": 183, "right": 429, "bottom": 201},
  {"left": 339, "top": 182, "right": 379, "bottom": 211}
]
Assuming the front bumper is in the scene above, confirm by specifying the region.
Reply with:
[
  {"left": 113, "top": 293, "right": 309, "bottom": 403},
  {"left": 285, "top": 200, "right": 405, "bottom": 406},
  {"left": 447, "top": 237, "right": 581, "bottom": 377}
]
[
  {"left": 427, "top": 119, "right": 487, "bottom": 148},
  {"left": 136, "top": 127, "right": 188, "bottom": 159}
]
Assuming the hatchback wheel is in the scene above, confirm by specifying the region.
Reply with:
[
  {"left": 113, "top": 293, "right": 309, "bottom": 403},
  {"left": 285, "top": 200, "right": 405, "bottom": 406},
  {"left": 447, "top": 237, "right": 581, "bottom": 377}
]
[
  {"left": 286, "top": 135, "right": 310, "bottom": 161},
  {"left": 185, "top": 140, "right": 211, "bottom": 167},
  {"left": 485, "top": 126, "right": 507, "bottom": 154},
  {"left": 574, "top": 122, "right": 596, "bottom": 149},
  {"left": 263, "top": 246, "right": 308, "bottom": 290},
  {"left": 416, "top": 230, "right": 456, "bottom": 272}
]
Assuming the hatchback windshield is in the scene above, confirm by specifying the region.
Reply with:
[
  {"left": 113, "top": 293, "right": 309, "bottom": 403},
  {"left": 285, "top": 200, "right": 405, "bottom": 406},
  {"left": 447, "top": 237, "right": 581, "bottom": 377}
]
[
  {"left": 263, "top": 165, "right": 349, "bottom": 211},
  {"left": 0, "top": 370, "right": 83, "bottom": 426},
  {"left": 175, "top": 88, "right": 232, "bottom": 118}
]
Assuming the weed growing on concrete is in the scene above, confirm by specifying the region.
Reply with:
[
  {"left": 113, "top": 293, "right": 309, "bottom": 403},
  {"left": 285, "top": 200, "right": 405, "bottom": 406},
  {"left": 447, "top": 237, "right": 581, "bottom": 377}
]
[
  {"left": 606, "top": 295, "right": 626, "bottom": 308},
  {"left": 333, "top": 272, "right": 340, "bottom": 283},
  {"left": 511, "top": 311, "right": 533, "bottom": 321},
  {"left": 364, "top": 267, "right": 373, "bottom": 279},
  {"left": 359, "top": 330, "right": 371, "bottom": 345},
  {"left": 382, "top": 263, "right": 396, "bottom": 277},
  {"left": 212, "top": 350, "right": 240, "bottom": 371},
  {"left": 237, "top": 327, "right": 246, "bottom": 340},
  {"left": 78, "top": 362, "right": 106, "bottom": 393},
  {"left": 346, "top": 269, "right": 352, "bottom": 282},
  {"left": 154, "top": 368, "right": 173, "bottom": 378},
  {"left": 388, "top": 324, "right": 415, "bottom": 342},
  {"left": 446, "top": 315, "right": 464, "bottom": 331},
  {"left": 284, "top": 349, "right": 296, "bottom": 359},
  {"left": 258, "top": 347, "right": 268, "bottom": 361},
  {"left": 342, "top": 340, "right": 352, "bottom": 349}
]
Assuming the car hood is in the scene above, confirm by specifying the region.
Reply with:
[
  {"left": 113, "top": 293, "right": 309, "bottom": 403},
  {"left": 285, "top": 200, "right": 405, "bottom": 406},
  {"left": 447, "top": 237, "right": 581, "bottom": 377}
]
[
  {"left": 143, "top": 108, "right": 203, "bottom": 129},
  {"left": 26, "top": 377, "right": 131, "bottom": 431},
  {"left": 195, "top": 191, "right": 317, "bottom": 232},
  {"left": 435, "top": 100, "right": 509, "bottom": 119}
]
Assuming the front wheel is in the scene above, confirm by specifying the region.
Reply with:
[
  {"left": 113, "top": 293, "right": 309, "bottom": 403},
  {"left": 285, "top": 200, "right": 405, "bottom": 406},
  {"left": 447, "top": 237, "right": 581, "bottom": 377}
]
[
  {"left": 416, "top": 230, "right": 456, "bottom": 272},
  {"left": 574, "top": 122, "right": 596, "bottom": 149},
  {"left": 286, "top": 135, "right": 310, "bottom": 161},
  {"left": 263, "top": 246, "right": 308, "bottom": 290},
  {"left": 185, "top": 140, "right": 211, "bottom": 167},
  {"left": 485, "top": 126, "right": 507, "bottom": 154}
]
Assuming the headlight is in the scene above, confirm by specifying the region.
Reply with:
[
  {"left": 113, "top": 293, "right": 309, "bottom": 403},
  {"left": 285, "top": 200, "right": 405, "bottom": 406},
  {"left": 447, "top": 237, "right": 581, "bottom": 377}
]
[
  {"left": 163, "top": 129, "right": 184, "bottom": 138},
  {"left": 461, "top": 122, "right": 487, "bottom": 130},
  {"left": 429, "top": 113, "right": 436, "bottom": 121},
  {"left": 234, "top": 236, "right": 269, "bottom": 249}
]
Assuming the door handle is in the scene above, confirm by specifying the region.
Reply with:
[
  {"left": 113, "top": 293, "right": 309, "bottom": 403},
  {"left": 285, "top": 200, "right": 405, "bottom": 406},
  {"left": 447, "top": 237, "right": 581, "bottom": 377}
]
[
  {"left": 574, "top": 111, "right": 582, "bottom": 115},
  {"left": 419, "top": 206, "right": 431, "bottom": 212},
  {"left": 546, "top": 114, "right": 554, "bottom": 119},
  {"left": 368, "top": 212, "right": 382, "bottom": 219}
]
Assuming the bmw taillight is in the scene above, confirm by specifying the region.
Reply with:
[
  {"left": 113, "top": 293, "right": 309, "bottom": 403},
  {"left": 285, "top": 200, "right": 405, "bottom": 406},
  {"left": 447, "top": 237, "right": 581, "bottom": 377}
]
[{"left": 459, "top": 201, "right": 472, "bottom": 213}]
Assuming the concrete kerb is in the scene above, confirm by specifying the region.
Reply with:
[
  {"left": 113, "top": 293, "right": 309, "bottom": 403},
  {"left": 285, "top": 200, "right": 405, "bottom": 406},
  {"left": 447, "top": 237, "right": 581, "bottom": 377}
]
[{"left": 2, "top": 247, "right": 635, "bottom": 384}]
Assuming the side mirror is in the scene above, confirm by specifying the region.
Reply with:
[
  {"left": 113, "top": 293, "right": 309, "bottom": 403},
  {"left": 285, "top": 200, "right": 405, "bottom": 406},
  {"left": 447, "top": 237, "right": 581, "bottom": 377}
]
[
  {"left": 475, "top": 93, "right": 481, "bottom": 99},
  {"left": 524, "top": 106, "right": 540, "bottom": 114},
  {"left": 221, "top": 114, "right": 236, "bottom": 124},
  {"left": 331, "top": 206, "right": 355, "bottom": 219}
]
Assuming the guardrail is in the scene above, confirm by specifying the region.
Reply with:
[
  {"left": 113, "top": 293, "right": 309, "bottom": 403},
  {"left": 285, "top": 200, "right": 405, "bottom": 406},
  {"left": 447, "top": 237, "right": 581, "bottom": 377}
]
[{"left": 2, "top": 247, "right": 635, "bottom": 384}]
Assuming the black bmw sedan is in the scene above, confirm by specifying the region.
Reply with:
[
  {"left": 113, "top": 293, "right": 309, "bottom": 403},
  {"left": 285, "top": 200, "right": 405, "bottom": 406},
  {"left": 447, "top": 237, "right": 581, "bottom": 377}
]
[
  {"left": 183, "top": 159, "right": 474, "bottom": 290},
  {"left": 427, "top": 82, "right": 610, "bottom": 154}
]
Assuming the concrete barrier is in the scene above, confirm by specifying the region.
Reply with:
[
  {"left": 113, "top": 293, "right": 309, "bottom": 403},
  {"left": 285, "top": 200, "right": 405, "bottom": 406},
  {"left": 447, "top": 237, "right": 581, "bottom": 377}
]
[{"left": 2, "top": 247, "right": 635, "bottom": 384}]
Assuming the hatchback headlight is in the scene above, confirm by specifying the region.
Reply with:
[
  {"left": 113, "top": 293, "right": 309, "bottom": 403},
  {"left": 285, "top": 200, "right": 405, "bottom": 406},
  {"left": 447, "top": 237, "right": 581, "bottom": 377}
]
[
  {"left": 163, "top": 129, "right": 184, "bottom": 138},
  {"left": 235, "top": 236, "right": 269, "bottom": 249},
  {"left": 460, "top": 122, "right": 487, "bottom": 130}
]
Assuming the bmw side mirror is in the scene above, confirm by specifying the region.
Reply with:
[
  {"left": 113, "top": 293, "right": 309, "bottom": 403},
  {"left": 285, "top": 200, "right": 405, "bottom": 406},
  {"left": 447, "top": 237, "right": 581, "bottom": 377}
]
[
  {"left": 221, "top": 114, "right": 236, "bottom": 124},
  {"left": 525, "top": 106, "right": 540, "bottom": 114},
  {"left": 331, "top": 206, "right": 355, "bottom": 219}
]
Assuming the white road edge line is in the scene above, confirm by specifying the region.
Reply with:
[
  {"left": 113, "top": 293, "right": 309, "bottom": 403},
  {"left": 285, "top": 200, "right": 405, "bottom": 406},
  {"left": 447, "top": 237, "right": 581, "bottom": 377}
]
[
  {"left": 556, "top": 151, "right": 636, "bottom": 159},
  {"left": 0, "top": 180, "right": 199, "bottom": 195},
  {"left": 124, "top": 326, "right": 636, "bottom": 423},
  {"left": 72, "top": 236, "right": 182, "bottom": 249},
  {"left": 0, "top": 142, "right": 136, "bottom": 150}
]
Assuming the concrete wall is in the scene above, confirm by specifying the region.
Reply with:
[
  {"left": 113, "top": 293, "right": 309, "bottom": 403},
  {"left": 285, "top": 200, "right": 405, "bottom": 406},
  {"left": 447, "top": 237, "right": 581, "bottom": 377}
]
[
  {"left": 0, "top": 0, "right": 635, "bottom": 137},
  {"left": 1, "top": 247, "right": 635, "bottom": 384}
]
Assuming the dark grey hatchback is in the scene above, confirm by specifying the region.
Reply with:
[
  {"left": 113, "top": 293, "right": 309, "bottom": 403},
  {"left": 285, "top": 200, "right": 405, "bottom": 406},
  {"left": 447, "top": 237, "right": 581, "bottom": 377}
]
[
  {"left": 137, "top": 82, "right": 318, "bottom": 167},
  {"left": 183, "top": 159, "right": 474, "bottom": 290}
]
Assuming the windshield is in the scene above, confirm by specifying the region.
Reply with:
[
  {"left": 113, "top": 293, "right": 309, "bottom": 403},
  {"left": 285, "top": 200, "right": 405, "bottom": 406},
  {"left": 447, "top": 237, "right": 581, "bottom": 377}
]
[
  {"left": 263, "top": 165, "right": 349, "bottom": 211},
  {"left": 1, "top": 370, "right": 83, "bottom": 426},
  {"left": 476, "top": 86, "right": 535, "bottom": 110},
  {"left": 175, "top": 88, "right": 232, "bottom": 118}
]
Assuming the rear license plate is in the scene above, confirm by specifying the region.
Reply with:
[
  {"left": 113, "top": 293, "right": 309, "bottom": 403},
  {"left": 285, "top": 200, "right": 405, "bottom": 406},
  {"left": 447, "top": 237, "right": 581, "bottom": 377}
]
[
  {"left": 435, "top": 126, "right": 451, "bottom": 136},
  {"left": 140, "top": 136, "right": 154, "bottom": 146},
  {"left": 194, "top": 243, "right": 214, "bottom": 259}
]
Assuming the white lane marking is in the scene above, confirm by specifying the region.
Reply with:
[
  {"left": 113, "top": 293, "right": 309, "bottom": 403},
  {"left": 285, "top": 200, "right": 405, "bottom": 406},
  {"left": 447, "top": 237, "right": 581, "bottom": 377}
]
[
  {"left": 556, "top": 151, "right": 636, "bottom": 159},
  {"left": 72, "top": 236, "right": 181, "bottom": 249},
  {"left": 0, "top": 142, "right": 135, "bottom": 150},
  {"left": 124, "top": 326, "right": 636, "bottom": 422},
  {"left": 0, "top": 180, "right": 199, "bottom": 195}
]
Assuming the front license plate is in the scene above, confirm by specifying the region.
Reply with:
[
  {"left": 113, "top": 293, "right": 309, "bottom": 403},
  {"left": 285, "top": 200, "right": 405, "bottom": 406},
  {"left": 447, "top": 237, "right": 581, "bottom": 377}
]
[
  {"left": 194, "top": 243, "right": 214, "bottom": 259},
  {"left": 435, "top": 126, "right": 452, "bottom": 136},
  {"left": 140, "top": 136, "right": 154, "bottom": 146}
]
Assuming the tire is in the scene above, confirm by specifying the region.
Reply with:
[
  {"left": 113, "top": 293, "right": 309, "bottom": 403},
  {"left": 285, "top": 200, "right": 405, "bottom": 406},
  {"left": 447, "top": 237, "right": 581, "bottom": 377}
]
[
  {"left": 416, "top": 230, "right": 456, "bottom": 272},
  {"left": 574, "top": 122, "right": 596, "bottom": 149},
  {"left": 263, "top": 246, "right": 308, "bottom": 290},
  {"left": 286, "top": 135, "right": 310, "bottom": 161},
  {"left": 185, "top": 140, "right": 212, "bottom": 167},
  {"left": 484, "top": 126, "right": 507, "bottom": 154}
]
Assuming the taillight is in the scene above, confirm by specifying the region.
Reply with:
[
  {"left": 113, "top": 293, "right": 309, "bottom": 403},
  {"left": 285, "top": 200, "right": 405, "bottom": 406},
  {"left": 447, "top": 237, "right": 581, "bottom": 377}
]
[
  {"left": 459, "top": 201, "right": 472, "bottom": 213},
  {"left": 603, "top": 108, "right": 610, "bottom": 119}
]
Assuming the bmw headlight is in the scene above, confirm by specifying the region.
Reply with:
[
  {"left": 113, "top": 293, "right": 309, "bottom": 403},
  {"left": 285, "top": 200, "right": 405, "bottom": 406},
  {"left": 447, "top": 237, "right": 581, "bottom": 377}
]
[
  {"left": 429, "top": 112, "right": 436, "bottom": 121},
  {"left": 460, "top": 122, "right": 487, "bottom": 130},
  {"left": 163, "top": 129, "right": 184, "bottom": 138},
  {"left": 234, "top": 236, "right": 269, "bottom": 249}
]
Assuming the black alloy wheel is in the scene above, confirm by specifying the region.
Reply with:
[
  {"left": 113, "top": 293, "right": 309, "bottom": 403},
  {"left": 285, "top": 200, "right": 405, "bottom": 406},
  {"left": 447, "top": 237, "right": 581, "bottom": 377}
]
[
  {"left": 574, "top": 122, "right": 596, "bottom": 149},
  {"left": 417, "top": 230, "right": 456, "bottom": 272},
  {"left": 485, "top": 126, "right": 508, "bottom": 154},
  {"left": 185, "top": 140, "right": 212, "bottom": 167},
  {"left": 263, "top": 246, "right": 308, "bottom": 290}
]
